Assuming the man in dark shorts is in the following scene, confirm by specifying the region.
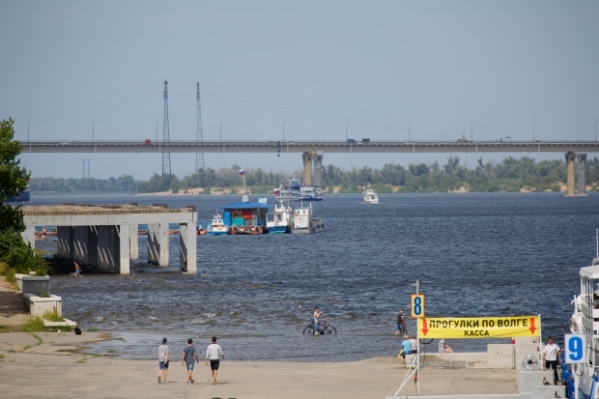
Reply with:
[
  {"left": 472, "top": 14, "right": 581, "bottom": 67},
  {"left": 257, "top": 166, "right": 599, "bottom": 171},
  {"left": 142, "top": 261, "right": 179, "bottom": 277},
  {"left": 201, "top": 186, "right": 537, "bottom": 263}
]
[
  {"left": 157, "top": 337, "right": 169, "bottom": 383},
  {"left": 181, "top": 338, "right": 199, "bottom": 384},
  {"left": 205, "top": 336, "right": 225, "bottom": 385}
]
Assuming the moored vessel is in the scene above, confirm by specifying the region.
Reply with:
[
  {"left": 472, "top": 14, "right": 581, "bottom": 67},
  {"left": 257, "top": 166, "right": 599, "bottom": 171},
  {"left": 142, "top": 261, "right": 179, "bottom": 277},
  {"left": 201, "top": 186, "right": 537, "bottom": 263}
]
[
  {"left": 274, "top": 179, "right": 323, "bottom": 201},
  {"left": 266, "top": 200, "right": 292, "bottom": 234},
  {"left": 291, "top": 202, "right": 324, "bottom": 234}
]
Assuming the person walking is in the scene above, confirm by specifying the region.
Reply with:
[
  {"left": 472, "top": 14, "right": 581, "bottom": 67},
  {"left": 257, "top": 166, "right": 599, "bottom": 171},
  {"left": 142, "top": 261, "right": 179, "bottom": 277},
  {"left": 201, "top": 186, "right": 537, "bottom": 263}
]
[
  {"left": 205, "top": 336, "right": 225, "bottom": 385},
  {"left": 395, "top": 308, "right": 405, "bottom": 335},
  {"left": 542, "top": 336, "right": 561, "bottom": 384},
  {"left": 74, "top": 261, "right": 82, "bottom": 277},
  {"left": 181, "top": 338, "right": 199, "bottom": 384},
  {"left": 157, "top": 337, "right": 169, "bottom": 384}
]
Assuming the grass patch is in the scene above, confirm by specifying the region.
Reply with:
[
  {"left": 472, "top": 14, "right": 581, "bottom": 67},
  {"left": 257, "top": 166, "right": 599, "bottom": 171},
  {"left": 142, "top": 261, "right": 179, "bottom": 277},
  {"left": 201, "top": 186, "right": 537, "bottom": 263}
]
[
  {"left": 0, "top": 325, "right": 10, "bottom": 333},
  {"left": 115, "top": 337, "right": 126, "bottom": 342},
  {"left": 22, "top": 316, "right": 44, "bottom": 332},
  {"left": 87, "top": 328, "right": 100, "bottom": 332},
  {"left": 106, "top": 349, "right": 115, "bottom": 353},
  {"left": 0, "top": 354, "right": 5, "bottom": 361},
  {"left": 23, "top": 344, "right": 32, "bottom": 350},
  {"left": 75, "top": 358, "right": 87, "bottom": 364},
  {"left": 43, "top": 310, "right": 64, "bottom": 322}
]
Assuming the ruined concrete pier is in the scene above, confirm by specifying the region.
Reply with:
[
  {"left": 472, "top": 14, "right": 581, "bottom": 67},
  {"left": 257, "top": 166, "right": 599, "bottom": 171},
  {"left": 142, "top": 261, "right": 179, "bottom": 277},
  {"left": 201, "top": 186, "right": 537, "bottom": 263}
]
[{"left": 21, "top": 204, "right": 197, "bottom": 275}]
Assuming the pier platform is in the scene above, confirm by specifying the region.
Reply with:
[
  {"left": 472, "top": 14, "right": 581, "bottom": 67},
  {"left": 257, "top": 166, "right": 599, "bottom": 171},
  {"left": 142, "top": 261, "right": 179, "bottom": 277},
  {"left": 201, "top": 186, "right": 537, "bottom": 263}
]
[{"left": 21, "top": 204, "right": 197, "bottom": 275}]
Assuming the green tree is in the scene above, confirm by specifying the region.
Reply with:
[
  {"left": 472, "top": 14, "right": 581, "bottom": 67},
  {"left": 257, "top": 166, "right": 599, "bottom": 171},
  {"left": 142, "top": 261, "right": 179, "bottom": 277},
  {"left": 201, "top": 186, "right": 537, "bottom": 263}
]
[
  {"left": 0, "top": 118, "right": 47, "bottom": 277},
  {"left": 0, "top": 118, "right": 29, "bottom": 232}
]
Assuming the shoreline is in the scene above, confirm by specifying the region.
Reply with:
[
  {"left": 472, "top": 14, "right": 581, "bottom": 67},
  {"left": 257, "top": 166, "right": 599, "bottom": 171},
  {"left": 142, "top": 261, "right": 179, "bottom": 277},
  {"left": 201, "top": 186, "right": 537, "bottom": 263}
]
[{"left": 0, "top": 331, "right": 518, "bottom": 398}]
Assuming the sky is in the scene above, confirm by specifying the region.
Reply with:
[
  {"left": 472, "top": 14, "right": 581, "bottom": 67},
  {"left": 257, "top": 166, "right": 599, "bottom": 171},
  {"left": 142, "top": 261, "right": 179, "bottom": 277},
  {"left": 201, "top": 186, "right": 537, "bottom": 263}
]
[{"left": 1, "top": 0, "right": 598, "bottom": 180}]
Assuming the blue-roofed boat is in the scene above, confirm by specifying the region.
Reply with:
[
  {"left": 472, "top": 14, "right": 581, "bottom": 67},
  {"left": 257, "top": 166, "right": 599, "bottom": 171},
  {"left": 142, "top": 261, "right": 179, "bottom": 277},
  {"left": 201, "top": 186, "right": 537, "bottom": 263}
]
[{"left": 218, "top": 195, "right": 273, "bottom": 235}]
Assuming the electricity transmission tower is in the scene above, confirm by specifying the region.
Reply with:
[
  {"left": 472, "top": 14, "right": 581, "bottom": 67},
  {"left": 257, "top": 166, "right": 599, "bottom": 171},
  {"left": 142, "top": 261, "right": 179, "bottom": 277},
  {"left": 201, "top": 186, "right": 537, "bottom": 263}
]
[
  {"left": 195, "top": 82, "right": 204, "bottom": 171},
  {"left": 162, "top": 80, "right": 171, "bottom": 176}
]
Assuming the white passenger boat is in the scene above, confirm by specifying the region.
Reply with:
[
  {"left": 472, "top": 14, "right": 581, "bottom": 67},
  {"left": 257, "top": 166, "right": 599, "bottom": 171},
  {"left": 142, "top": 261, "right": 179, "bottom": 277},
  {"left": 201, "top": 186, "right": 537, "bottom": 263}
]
[
  {"left": 291, "top": 202, "right": 324, "bottom": 234},
  {"left": 273, "top": 179, "right": 324, "bottom": 201},
  {"left": 567, "top": 231, "right": 599, "bottom": 398},
  {"left": 266, "top": 201, "right": 292, "bottom": 234},
  {"left": 363, "top": 184, "right": 379, "bottom": 204},
  {"left": 206, "top": 214, "right": 228, "bottom": 235}
]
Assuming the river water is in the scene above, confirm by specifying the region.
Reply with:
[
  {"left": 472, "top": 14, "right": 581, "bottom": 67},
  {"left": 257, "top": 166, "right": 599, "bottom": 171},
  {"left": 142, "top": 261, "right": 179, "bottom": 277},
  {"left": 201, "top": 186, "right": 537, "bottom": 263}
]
[{"left": 31, "top": 192, "right": 598, "bottom": 361}]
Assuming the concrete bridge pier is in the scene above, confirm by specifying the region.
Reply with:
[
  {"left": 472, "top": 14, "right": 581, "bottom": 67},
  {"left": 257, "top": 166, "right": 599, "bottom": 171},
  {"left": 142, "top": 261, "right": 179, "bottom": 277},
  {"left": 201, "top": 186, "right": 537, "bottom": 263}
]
[
  {"left": 577, "top": 153, "right": 587, "bottom": 196},
  {"left": 57, "top": 226, "right": 74, "bottom": 258},
  {"left": 565, "top": 151, "right": 576, "bottom": 197},
  {"left": 147, "top": 222, "right": 169, "bottom": 266},
  {"left": 302, "top": 151, "right": 323, "bottom": 187},
  {"left": 179, "top": 223, "right": 197, "bottom": 274},
  {"left": 302, "top": 152, "right": 313, "bottom": 186},
  {"left": 313, "top": 152, "right": 323, "bottom": 187},
  {"left": 129, "top": 224, "right": 139, "bottom": 260}
]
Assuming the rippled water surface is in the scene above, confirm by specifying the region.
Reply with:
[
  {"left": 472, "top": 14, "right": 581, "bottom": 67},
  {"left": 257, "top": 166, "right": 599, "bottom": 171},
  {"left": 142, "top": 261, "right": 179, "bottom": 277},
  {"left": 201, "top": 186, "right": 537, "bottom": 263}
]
[{"left": 31, "top": 192, "right": 599, "bottom": 361}]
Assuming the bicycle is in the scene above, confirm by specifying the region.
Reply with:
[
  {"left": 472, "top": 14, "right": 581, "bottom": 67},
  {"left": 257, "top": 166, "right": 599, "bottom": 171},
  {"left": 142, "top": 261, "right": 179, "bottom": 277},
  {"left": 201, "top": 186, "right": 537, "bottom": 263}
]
[{"left": 303, "top": 318, "right": 337, "bottom": 335}]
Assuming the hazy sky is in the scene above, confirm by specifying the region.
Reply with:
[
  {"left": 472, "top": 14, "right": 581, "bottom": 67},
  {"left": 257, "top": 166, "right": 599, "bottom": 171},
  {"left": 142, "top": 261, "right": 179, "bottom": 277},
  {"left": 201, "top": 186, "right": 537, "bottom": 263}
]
[{"left": 1, "top": 1, "right": 598, "bottom": 180}]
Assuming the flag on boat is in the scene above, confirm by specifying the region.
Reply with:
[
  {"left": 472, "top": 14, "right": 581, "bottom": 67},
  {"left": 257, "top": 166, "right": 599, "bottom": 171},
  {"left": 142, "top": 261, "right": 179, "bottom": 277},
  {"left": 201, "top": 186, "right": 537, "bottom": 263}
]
[{"left": 239, "top": 169, "right": 245, "bottom": 176}]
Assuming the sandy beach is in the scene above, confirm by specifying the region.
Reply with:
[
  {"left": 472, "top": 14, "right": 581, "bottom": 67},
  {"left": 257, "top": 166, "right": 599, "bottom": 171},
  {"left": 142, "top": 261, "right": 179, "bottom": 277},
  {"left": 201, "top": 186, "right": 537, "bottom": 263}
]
[{"left": 0, "top": 331, "right": 520, "bottom": 399}]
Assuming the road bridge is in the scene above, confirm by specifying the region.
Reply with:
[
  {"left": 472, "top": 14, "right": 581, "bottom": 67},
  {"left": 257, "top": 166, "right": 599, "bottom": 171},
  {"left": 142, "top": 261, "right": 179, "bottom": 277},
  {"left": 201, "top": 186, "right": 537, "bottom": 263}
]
[{"left": 21, "top": 140, "right": 598, "bottom": 196}]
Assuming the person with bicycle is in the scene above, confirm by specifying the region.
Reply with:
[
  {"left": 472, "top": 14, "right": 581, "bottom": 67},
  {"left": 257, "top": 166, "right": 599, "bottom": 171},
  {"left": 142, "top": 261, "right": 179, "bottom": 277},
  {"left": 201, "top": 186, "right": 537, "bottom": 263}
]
[{"left": 313, "top": 306, "right": 323, "bottom": 335}]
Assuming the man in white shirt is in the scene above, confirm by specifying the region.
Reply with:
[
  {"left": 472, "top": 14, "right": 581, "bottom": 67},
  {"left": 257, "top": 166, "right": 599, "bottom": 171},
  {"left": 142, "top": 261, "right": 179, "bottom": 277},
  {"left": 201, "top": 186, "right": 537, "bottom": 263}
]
[
  {"left": 542, "top": 336, "right": 561, "bottom": 384},
  {"left": 205, "top": 336, "right": 225, "bottom": 385}
]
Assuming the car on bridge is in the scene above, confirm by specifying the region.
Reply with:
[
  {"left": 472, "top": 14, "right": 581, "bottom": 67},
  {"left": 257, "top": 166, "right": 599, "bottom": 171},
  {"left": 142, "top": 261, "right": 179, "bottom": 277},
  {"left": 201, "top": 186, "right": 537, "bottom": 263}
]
[{"left": 347, "top": 138, "right": 357, "bottom": 144}]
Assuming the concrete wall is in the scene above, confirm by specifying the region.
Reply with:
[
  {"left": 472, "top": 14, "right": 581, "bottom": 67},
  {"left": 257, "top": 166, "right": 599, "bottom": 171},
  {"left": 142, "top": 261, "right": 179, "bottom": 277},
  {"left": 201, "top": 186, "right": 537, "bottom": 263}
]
[
  {"left": 24, "top": 294, "right": 62, "bottom": 317},
  {"left": 15, "top": 274, "right": 50, "bottom": 296},
  {"left": 406, "top": 344, "right": 514, "bottom": 369}
]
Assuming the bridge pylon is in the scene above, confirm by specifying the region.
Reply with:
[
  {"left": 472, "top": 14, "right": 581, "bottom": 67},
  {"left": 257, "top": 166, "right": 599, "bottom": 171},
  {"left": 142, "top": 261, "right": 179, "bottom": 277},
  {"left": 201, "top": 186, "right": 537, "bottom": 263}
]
[{"left": 302, "top": 151, "right": 323, "bottom": 188}]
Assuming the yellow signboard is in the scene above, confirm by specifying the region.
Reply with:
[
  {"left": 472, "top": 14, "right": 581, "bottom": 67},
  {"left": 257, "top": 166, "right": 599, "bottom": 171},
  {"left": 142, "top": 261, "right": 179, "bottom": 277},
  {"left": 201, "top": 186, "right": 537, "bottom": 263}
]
[{"left": 417, "top": 316, "right": 541, "bottom": 339}]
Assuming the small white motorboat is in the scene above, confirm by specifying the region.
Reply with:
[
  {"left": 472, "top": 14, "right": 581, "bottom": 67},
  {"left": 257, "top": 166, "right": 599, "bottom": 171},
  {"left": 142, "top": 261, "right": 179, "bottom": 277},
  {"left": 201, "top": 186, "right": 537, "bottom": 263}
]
[{"left": 363, "top": 184, "right": 380, "bottom": 204}]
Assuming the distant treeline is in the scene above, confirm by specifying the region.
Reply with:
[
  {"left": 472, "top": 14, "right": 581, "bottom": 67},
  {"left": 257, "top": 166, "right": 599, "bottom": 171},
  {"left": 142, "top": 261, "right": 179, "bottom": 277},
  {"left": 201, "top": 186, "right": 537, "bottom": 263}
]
[{"left": 29, "top": 156, "right": 599, "bottom": 194}]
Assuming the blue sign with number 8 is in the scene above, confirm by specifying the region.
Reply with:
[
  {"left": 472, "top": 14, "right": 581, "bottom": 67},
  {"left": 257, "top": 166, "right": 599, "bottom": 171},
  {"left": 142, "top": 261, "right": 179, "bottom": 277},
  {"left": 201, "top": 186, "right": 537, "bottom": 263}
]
[{"left": 411, "top": 294, "right": 425, "bottom": 318}]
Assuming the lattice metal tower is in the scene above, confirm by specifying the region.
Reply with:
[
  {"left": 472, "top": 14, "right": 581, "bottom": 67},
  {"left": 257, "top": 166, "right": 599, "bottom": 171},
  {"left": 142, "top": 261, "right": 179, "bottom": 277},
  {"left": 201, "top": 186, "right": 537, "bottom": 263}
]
[
  {"left": 162, "top": 80, "right": 171, "bottom": 176},
  {"left": 195, "top": 82, "right": 204, "bottom": 171}
]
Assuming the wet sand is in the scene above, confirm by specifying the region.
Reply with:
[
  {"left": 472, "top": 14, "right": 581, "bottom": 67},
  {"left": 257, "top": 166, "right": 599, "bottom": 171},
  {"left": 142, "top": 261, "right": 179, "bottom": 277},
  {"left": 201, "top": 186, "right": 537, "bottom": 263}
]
[{"left": 0, "top": 331, "right": 519, "bottom": 399}]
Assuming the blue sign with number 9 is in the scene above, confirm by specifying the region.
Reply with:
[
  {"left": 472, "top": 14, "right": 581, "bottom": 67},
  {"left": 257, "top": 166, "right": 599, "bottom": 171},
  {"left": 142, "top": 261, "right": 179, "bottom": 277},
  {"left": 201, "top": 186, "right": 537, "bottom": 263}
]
[{"left": 564, "top": 334, "right": 586, "bottom": 364}]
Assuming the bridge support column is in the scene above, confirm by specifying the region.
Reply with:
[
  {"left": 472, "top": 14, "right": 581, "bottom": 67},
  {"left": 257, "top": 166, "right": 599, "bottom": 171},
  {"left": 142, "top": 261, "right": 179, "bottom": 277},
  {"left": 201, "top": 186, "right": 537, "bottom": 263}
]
[
  {"left": 302, "top": 152, "right": 313, "bottom": 186},
  {"left": 87, "top": 226, "right": 98, "bottom": 267},
  {"left": 73, "top": 226, "right": 85, "bottom": 263},
  {"left": 129, "top": 224, "right": 139, "bottom": 260},
  {"left": 57, "top": 226, "right": 74, "bottom": 258},
  {"left": 565, "top": 152, "right": 576, "bottom": 197},
  {"left": 148, "top": 222, "right": 169, "bottom": 267},
  {"left": 96, "top": 225, "right": 120, "bottom": 273},
  {"left": 118, "top": 224, "right": 130, "bottom": 275},
  {"left": 313, "top": 152, "right": 323, "bottom": 187},
  {"left": 179, "top": 223, "right": 197, "bottom": 274},
  {"left": 577, "top": 154, "right": 587, "bottom": 196},
  {"left": 21, "top": 225, "right": 36, "bottom": 248}
]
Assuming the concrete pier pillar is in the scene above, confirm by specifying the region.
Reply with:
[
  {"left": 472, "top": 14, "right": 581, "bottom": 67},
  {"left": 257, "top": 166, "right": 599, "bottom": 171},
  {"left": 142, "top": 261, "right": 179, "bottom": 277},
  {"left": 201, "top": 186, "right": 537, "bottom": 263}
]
[
  {"left": 87, "top": 226, "right": 98, "bottom": 266},
  {"left": 313, "top": 152, "right": 323, "bottom": 187},
  {"left": 577, "top": 153, "right": 587, "bottom": 196},
  {"left": 179, "top": 223, "right": 197, "bottom": 274},
  {"left": 118, "top": 224, "right": 130, "bottom": 274},
  {"left": 129, "top": 224, "right": 139, "bottom": 260},
  {"left": 565, "top": 151, "right": 576, "bottom": 197},
  {"left": 73, "top": 226, "right": 88, "bottom": 263},
  {"left": 97, "top": 225, "right": 123, "bottom": 273},
  {"left": 22, "top": 225, "right": 36, "bottom": 248},
  {"left": 302, "top": 152, "right": 313, "bottom": 186},
  {"left": 148, "top": 222, "right": 169, "bottom": 266},
  {"left": 57, "top": 226, "right": 74, "bottom": 258}
]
